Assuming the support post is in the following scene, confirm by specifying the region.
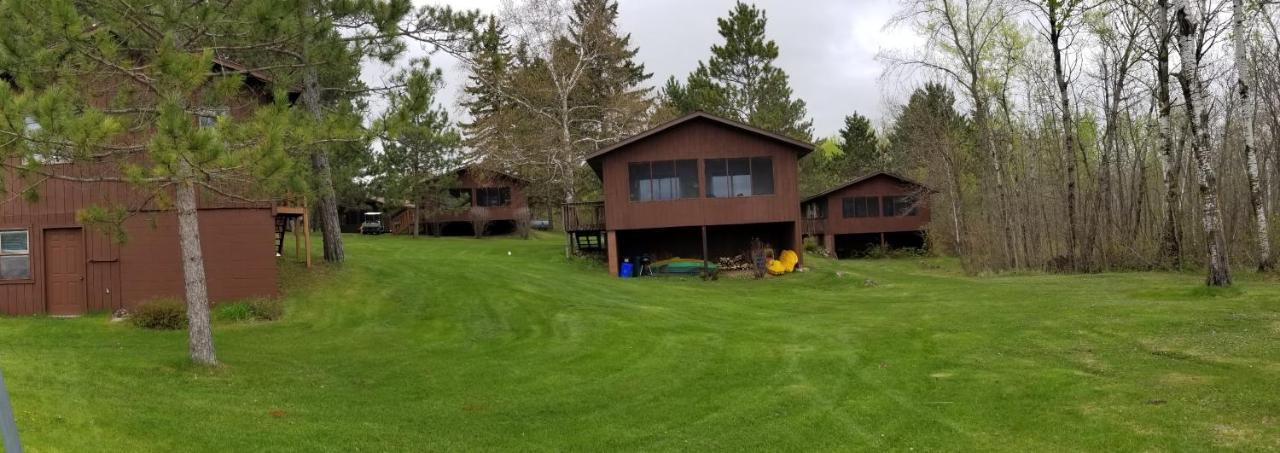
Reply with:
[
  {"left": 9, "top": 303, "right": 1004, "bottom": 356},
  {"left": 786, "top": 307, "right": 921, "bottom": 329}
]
[
  {"left": 824, "top": 233, "right": 836, "bottom": 257},
  {"left": 701, "top": 225, "right": 709, "bottom": 275},
  {"left": 880, "top": 232, "right": 887, "bottom": 249},
  {"left": 303, "top": 198, "right": 312, "bottom": 269},
  {"left": 606, "top": 230, "right": 619, "bottom": 277}
]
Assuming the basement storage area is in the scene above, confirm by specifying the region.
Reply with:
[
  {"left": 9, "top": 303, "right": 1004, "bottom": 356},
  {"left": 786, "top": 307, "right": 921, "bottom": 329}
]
[
  {"left": 832, "top": 231, "right": 926, "bottom": 258},
  {"left": 614, "top": 222, "right": 797, "bottom": 272}
]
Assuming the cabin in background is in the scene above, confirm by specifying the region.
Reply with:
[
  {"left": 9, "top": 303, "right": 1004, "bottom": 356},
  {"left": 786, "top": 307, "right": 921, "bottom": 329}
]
[
  {"left": 0, "top": 60, "right": 301, "bottom": 316},
  {"left": 566, "top": 112, "right": 812, "bottom": 276},
  {"left": 388, "top": 166, "right": 530, "bottom": 237},
  {"left": 800, "top": 172, "right": 932, "bottom": 258}
]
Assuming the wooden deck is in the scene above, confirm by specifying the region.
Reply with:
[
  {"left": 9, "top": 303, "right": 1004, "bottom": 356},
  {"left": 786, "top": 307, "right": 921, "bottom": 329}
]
[
  {"left": 802, "top": 217, "right": 826, "bottom": 236},
  {"left": 562, "top": 201, "right": 606, "bottom": 232}
]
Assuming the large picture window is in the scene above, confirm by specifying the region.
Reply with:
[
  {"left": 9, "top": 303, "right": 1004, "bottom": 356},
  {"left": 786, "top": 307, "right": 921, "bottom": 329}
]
[
  {"left": 705, "top": 156, "right": 774, "bottom": 198},
  {"left": 842, "top": 197, "right": 880, "bottom": 218},
  {"left": 0, "top": 230, "right": 31, "bottom": 281},
  {"left": 475, "top": 187, "right": 511, "bottom": 207},
  {"left": 629, "top": 160, "right": 698, "bottom": 202},
  {"left": 448, "top": 188, "right": 473, "bottom": 208},
  {"left": 882, "top": 196, "right": 918, "bottom": 217}
]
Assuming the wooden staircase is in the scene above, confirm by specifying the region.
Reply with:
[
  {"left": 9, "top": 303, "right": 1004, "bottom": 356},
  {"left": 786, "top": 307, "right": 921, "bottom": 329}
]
[{"left": 273, "top": 194, "right": 311, "bottom": 268}]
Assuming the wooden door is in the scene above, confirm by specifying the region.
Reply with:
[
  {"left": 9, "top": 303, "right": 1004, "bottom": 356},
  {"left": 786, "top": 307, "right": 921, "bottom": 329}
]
[{"left": 44, "top": 228, "right": 86, "bottom": 316}]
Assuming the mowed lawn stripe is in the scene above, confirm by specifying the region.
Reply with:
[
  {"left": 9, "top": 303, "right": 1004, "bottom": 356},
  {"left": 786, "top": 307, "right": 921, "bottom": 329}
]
[{"left": 1, "top": 233, "right": 1278, "bottom": 451}]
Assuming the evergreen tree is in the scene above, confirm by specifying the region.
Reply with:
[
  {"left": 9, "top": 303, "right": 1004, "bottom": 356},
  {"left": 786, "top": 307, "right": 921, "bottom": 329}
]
[
  {"left": 461, "top": 0, "right": 651, "bottom": 205},
  {"left": 798, "top": 112, "right": 879, "bottom": 195},
  {"left": 661, "top": 2, "right": 812, "bottom": 141},
  {"left": 0, "top": 0, "right": 301, "bottom": 365},
  {"left": 374, "top": 60, "right": 463, "bottom": 237}
]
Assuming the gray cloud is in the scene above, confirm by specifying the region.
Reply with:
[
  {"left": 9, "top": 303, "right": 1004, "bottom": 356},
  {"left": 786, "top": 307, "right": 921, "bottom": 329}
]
[{"left": 374, "top": 0, "right": 916, "bottom": 137}]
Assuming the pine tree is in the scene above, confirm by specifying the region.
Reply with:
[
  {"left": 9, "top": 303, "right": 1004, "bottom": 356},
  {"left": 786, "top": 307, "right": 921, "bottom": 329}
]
[
  {"left": 661, "top": 2, "right": 812, "bottom": 141},
  {"left": 0, "top": 0, "right": 301, "bottom": 365},
  {"left": 374, "top": 60, "right": 463, "bottom": 237},
  {"left": 461, "top": 0, "right": 651, "bottom": 205}
]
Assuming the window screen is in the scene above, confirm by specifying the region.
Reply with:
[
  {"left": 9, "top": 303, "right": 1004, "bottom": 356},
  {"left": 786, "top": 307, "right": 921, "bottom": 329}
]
[
  {"left": 0, "top": 230, "right": 31, "bottom": 280},
  {"left": 706, "top": 157, "right": 772, "bottom": 198},
  {"left": 630, "top": 160, "right": 699, "bottom": 201},
  {"left": 842, "top": 197, "right": 880, "bottom": 218}
]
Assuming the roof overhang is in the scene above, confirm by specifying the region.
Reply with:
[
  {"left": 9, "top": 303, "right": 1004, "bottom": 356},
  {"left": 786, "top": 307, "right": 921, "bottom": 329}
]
[
  {"left": 585, "top": 111, "right": 815, "bottom": 177},
  {"left": 801, "top": 172, "right": 936, "bottom": 204}
]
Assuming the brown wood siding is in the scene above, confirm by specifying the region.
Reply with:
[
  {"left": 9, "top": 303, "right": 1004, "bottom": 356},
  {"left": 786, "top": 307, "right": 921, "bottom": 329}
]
[
  {"left": 598, "top": 119, "right": 802, "bottom": 231},
  {"left": 1, "top": 206, "right": 276, "bottom": 316},
  {"left": 807, "top": 174, "right": 931, "bottom": 235},
  {"left": 120, "top": 209, "right": 277, "bottom": 304},
  {"left": 0, "top": 76, "right": 279, "bottom": 316}
]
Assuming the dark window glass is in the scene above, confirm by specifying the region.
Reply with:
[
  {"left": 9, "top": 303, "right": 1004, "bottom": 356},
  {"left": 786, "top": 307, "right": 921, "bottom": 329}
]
[
  {"left": 842, "top": 197, "right": 881, "bottom": 218},
  {"left": 631, "top": 160, "right": 700, "bottom": 201},
  {"left": 705, "top": 158, "right": 729, "bottom": 198},
  {"left": 882, "top": 196, "right": 916, "bottom": 216},
  {"left": 0, "top": 230, "right": 31, "bottom": 281},
  {"left": 651, "top": 160, "right": 676, "bottom": 200},
  {"left": 629, "top": 162, "right": 649, "bottom": 202},
  {"left": 705, "top": 156, "right": 773, "bottom": 198},
  {"left": 476, "top": 187, "right": 510, "bottom": 207},
  {"left": 751, "top": 157, "right": 774, "bottom": 195},
  {"left": 448, "top": 188, "right": 472, "bottom": 208},
  {"left": 727, "top": 158, "right": 751, "bottom": 197},
  {"left": 676, "top": 160, "right": 699, "bottom": 198}
]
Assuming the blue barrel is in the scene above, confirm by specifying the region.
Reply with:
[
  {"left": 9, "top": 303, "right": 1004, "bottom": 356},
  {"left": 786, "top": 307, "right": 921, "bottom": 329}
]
[{"left": 620, "top": 259, "right": 633, "bottom": 278}]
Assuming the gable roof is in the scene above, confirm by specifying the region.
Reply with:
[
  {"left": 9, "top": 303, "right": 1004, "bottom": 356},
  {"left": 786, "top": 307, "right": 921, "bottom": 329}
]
[
  {"left": 585, "top": 111, "right": 814, "bottom": 175},
  {"left": 801, "top": 172, "right": 935, "bottom": 203},
  {"left": 452, "top": 165, "right": 528, "bottom": 185}
]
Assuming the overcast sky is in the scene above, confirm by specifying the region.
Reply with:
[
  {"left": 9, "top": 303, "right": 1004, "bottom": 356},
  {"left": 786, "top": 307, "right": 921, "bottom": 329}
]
[{"left": 365, "top": 0, "right": 922, "bottom": 138}]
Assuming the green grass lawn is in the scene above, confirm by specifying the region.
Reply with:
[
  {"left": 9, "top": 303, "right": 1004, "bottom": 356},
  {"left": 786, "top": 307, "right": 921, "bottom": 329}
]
[{"left": 2, "top": 234, "right": 1279, "bottom": 451}]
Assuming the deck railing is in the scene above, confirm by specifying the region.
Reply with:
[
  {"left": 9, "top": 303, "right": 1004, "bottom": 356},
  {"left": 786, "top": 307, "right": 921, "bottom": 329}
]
[
  {"left": 802, "top": 216, "right": 826, "bottom": 235},
  {"left": 562, "top": 201, "right": 606, "bottom": 232}
]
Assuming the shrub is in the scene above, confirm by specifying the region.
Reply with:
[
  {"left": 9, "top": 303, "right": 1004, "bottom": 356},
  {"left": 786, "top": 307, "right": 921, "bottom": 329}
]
[
  {"left": 214, "top": 303, "right": 255, "bottom": 322},
  {"left": 248, "top": 298, "right": 284, "bottom": 321},
  {"left": 131, "top": 299, "right": 188, "bottom": 330}
]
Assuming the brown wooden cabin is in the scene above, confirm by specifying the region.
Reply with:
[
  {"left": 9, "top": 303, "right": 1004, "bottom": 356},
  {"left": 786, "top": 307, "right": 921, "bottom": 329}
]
[
  {"left": 566, "top": 112, "right": 813, "bottom": 276},
  {"left": 800, "top": 172, "right": 932, "bottom": 258},
  {"left": 0, "top": 59, "right": 304, "bottom": 316},
  {"left": 387, "top": 167, "right": 530, "bottom": 236}
]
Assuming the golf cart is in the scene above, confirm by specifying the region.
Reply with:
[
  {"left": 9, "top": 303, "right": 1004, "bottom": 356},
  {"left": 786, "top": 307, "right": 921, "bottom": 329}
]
[{"left": 359, "top": 212, "right": 389, "bottom": 235}]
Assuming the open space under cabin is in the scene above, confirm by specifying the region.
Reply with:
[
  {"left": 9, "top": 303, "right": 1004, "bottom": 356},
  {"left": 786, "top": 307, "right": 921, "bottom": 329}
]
[{"left": 566, "top": 112, "right": 811, "bottom": 276}]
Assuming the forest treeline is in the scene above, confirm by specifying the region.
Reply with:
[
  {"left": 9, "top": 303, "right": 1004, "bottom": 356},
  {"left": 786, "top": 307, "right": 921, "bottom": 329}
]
[{"left": 445, "top": 0, "right": 1280, "bottom": 286}]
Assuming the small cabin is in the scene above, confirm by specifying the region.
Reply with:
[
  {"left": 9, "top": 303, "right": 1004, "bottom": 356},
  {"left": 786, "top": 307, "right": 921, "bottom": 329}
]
[
  {"left": 567, "top": 112, "right": 812, "bottom": 276},
  {"left": 0, "top": 59, "right": 300, "bottom": 316},
  {"left": 800, "top": 172, "right": 932, "bottom": 258},
  {"left": 388, "top": 167, "right": 530, "bottom": 237}
]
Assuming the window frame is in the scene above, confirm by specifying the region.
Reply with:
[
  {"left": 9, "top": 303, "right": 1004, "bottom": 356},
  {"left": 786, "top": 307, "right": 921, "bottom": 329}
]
[
  {"left": 0, "top": 229, "right": 33, "bottom": 283},
  {"left": 475, "top": 187, "right": 511, "bottom": 207},
  {"left": 704, "top": 156, "right": 775, "bottom": 199},
  {"left": 881, "top": 196, "right": 919, "bottom": 217},
  {"left": 628, "top": 159, "right": 699, "bottom": 202},
  {"left": 841, "top": 197, "right": 881, "bottom": 219}
]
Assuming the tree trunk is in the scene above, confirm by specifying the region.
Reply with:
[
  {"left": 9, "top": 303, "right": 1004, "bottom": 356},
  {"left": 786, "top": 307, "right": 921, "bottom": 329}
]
[
  {"left": 175, "top": 158, "right": 217, "bottom": 365},
  {"left": 1050, "top": 2, "right": 1081, "bottom": 271},
  {"left": 302, "top": 65, "right": 345, "bottom": 263},
  {"left": 1156, "top": 0, "right": 1182, "bottom": 267},
  {"left": 973, "top": 92, "right": 1016, "bottom": 269},
  {"left": 1234, "top": 0, "right": 1274, "bottom": 271},
  {"left": 1176, "top": 0, "right": 1232, "bottom": 286}
]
